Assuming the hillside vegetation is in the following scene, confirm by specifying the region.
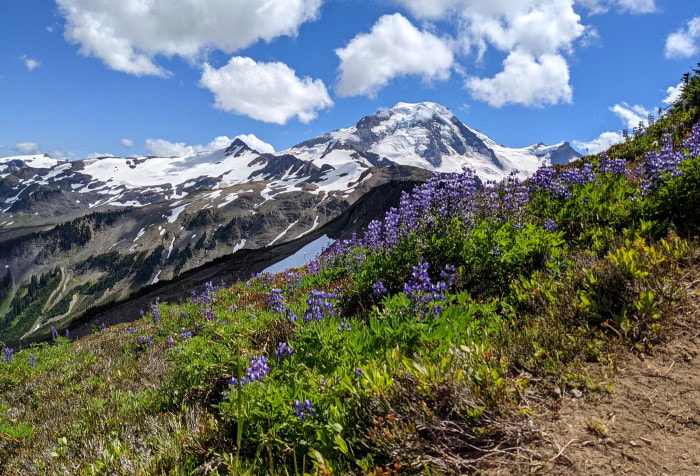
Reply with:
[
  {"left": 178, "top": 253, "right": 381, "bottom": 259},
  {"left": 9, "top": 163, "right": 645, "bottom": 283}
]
[{"left": 0, "top": 73, "right": 699, "bottom": 475}]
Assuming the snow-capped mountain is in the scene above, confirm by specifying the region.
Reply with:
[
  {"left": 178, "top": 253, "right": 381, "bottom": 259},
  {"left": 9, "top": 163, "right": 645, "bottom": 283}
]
[
  {"left": 287, "top": 102, "right": 580, "bottom": 180},
  {"left": 0, "top": 102, "right": 580, "bottom": 343}
]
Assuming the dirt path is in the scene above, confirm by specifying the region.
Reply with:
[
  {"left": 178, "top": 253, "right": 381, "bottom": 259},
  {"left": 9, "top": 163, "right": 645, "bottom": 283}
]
[{"left": 533, "top": 277, "right": 700, "bottom": 475}]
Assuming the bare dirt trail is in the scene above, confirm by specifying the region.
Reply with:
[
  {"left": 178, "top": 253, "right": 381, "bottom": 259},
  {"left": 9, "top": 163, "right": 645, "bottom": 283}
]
[{"left": 533, "top": 272, "right": 700, "bottom": 475}]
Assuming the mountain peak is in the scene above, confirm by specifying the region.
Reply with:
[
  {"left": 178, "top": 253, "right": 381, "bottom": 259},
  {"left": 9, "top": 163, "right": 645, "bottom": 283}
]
[
  {"left": 380, "top": 101, "right": 455, "bottom": 123},
  {"left": 233, "top": 134, "right": 275, "bottom": 155}
]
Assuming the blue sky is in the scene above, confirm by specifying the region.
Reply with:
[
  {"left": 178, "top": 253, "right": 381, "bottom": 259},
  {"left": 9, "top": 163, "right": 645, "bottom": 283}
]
[{"left": 1, "top": 0, "right": 698, "bottom": 160}]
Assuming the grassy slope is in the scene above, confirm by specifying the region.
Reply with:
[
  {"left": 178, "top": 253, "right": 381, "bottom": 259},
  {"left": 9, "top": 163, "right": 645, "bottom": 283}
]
[{"left": 0, "top": 78, "right": 699, "bottom": 475}]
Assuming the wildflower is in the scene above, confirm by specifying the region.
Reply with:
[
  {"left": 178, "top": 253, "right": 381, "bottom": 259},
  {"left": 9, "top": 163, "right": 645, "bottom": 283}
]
[
  {"left": 304, "top": 290, "right": 338, "bottom": 322},
  {"left": 371, "top": 280, "right": 387, "bottom": 296},
  {"left": 50, "top": 326, "right": 58, "bottom": 340},
  {"left": 230, "top": 356, "right": 270, "bottom": 387},
  {"left": 543, "top": 219, "right": 557, "bottom": 232},
  {"left": 355, "top": 367, "right": 363, "bottom": 377},
  {"left": 2, "top": 348, "right": 14, "bottom": 362},
  {"left": 29, "top": 354, "right": 37, "bottom": 368},
  {"left": 165, "top": 336, "right": 175, "bottom": 348},
  {"left": 204, "top": 307, "right": 215, "bottom": 321},
  {"left": 180, "top": 328, "right": 193, "bottom": 339},
  {"left": 136, "top": 335, "right": 153, "bottom": 346},
  {"left": 292, "top": 399, "right": 316, "bottom": 421},
  {"left": 274, "top": 342, "right": 294, "bottom": 361},
  {"left": 267, "top": 288, "right": 286, "bottom": 314},
  {"left": 64, "top": 329, "right": 70, "bottom": 338},
  {"left": 338, "top": 321, "right": 352, "bottom": 332},
  {"left": 127, "top": 327, "right": 137, "bottom": 335}
]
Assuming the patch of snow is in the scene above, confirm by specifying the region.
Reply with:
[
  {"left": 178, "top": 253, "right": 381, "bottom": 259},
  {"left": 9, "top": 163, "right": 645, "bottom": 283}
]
[
  {"left": 268, "top": 220, "right": 299, "bottom": 246},
  {"left": 166, "top": 236, "right": 176, "bottom": 258},
  {"left": 167, "top": 203, "right": 189, "bottom": 223},
  {"left": 133, "top": 227, "right": 146, "bottom": 242},
  {"left": 233, "top": 239, "right": 247, "bottom": 252},
  {"left": 262, "top": 235, "right": 335, "bottom": 274},
  {"left": 295, "top": 215, "right": 320, "bottom": 239},
  {"left": 151, "top": 269, "right": 162, "bottom": 284}
]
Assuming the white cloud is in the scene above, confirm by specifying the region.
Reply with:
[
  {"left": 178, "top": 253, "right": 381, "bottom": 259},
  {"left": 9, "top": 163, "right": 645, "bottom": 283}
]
[
  {"left": 13, "top": 142, "right": 67, "bottom": 159},
  {"left": 665, "top": 17, "right": 700, "bottom": 59},
  {"left": 466, "top": 52, "right": 572, "bottom": 107},
  {"left": 200, "top": 57, "right": 332, "bottom": 124},
  {"left": 573, "top": 131, "right": 623, "bottom": 154},
  {"left": 20, "top": 55, "right": 41, "bottom": 71},
  {"left": 120, "top": 138, "right": 134, "bottom": 148},
  {"left": 86, "top": 152, "right": 116, "bottom": 159},
  {"left": 55, "top": 0, "right": 322, "bottom": 77},
  {"left": 145, "top": 134, "right": 275, "bottom": 157},
  {"left": 662, "top": 83, "right": 684, "bottom": 105},
  {"left": 393, "top": 1, "right": 584, "bottom": 107},
  {"left": 575, "top": 0, "right": 657, "bottom": 14},
  {"left": 609, "top": 102, "right": 652, "bottom": 130},
  {"left": 335, "top": 13, "right": 454, "bottom": 98},
  {"left": 574, "top": 100, "right": 658, "bottom": 155},
  {"left": 15, "top": 141, "right": 42, "bottom": 155}
]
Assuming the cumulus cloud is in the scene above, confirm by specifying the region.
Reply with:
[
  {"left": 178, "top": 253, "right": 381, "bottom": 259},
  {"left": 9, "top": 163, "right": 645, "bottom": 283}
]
[
  {"left": 466, "top": 52, "right": 572, "bottom": 107},
  {"left": 665, "top": 17, "right": 700, "bottom": 59},
  {"left": 55, "top": 0, "right": 322, "bottom": 76},
  {"left": 662, "top": 83, "right": 684, "bottom": 106},
  {"left": 145, "top": 134, "right": 275, "bottom": 157},
  {"left": 200, "top": 57, "right": 332, "bottom": 124},
  {"left": 392, "top": 0, "right": 585, "bottom": 107},
  {"left": 20, "top": 55, "right": 41, "bottom": 71},
  {"left": 575, "top": 0, "right": 657, "bottom": 14},
  {"left": 573, "top": 131, "right": 623, "bottom": 154},
  {"left": 86, "top": 152, "right": 116, "bottom": 159},
  {"left": 15, "top": 141, "right": 42, "bottom": 155},
  {"left": 335, "top": 13, "right": 454, "bottom": 98},
  {"left": 120, "top": 138, "right": 134, "bottom": 148},
  {"left": 13, "top": 142, "right": 67, "bottom": 159},
  {"left": 609, "top": 102, "right": 652, "bottom": 130},
  {"left": 573, "top": 101, "right": 655, "bottom": 155}
]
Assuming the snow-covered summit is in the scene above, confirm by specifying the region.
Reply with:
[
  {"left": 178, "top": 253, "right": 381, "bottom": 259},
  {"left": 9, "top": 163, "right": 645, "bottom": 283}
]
[{"left": 286, "top": 101, "right": 580, "bottom": 180}]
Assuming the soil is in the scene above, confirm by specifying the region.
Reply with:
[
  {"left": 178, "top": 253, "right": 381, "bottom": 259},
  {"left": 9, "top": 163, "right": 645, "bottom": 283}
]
[{"left": 532, "top": 271, "right": 700, "bottom": 475}]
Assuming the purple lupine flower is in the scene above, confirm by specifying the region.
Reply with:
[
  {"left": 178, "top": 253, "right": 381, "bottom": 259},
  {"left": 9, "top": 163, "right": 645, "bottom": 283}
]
[
  {"left": 2, "top": 348, "right": 14, "bottom": 362},
  {"left": 64, "top": 329, "right": 70, "bottom": 338},
  {"left": 304, "top": 290, "right": 338, "bottom": 323},
  {"left": 338, "top": 321, "right": 352, "bottom": 332},
  {"left": 165, "top": 336, "right": 175, "bottom": 348},
  {"left": 403, "top": 262, "right": 448, "bottom": 319},
  {"left": 50, "top": 326, "right": 58, "bottom": 340},
  {"left": 285, "top": 308, "right": 298, "bottom": 323},
  {"left": 267, "top": 288, "right": 286, "bottom": 314},
  {"left": 543, "top": 219, "right": 557, "bottom": 232},
  {"left": 204, "top": 307, "right": 215, "bottom": 321},
  {"left": 292, "top": 399, "right": 316, "bottom": 421},
  {"left": 440, "top": 265, "right": 457, "bottom": 287},
  {"left": 355, "top": 367, "right": 363, "bottom": 377},
  {"left": 136, "top": 335, "right": 153, "bottom": 346},
  {"left": 128, "top": 327, "right": 137, "bottom": 335},
  {"left": 29, "top": 354, "right": 37, "bottom": 368},
  {"left": 180, "top": 327, "right": 193, "bottom": 339},
  {"left": 274, "top": 342, "right": 294, "bottom": 361},
  {"left": 230, "top": 356, "right": 270, "bottom": 387},
  {"left": 371, "top": 280, "right": 387, "bottom": 296}
]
